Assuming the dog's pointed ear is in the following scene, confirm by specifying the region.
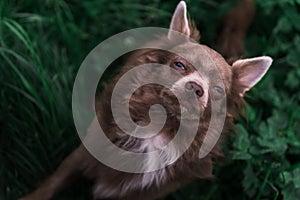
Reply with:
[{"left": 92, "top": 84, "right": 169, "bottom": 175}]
[
  {"left": 168, "top": 1, "right": 191, "bottom": 39},
  {"left": 232, "top": 56, "right": 273, "bottom": 96}
]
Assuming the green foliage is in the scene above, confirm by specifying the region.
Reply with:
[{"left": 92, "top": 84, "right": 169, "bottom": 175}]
[
  {"left": 234, "top": 1, "right": 300, "bottom": 199},
  {"left": 0, "top": 0, "right": 299, "bottom": 200}
]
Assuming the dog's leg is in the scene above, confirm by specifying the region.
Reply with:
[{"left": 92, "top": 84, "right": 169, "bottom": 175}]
[
  {"left": 217, "top": 0, "right": 255, "bottom": 64},
  {"left": 19, "top": 145, "right": 91, "bottom": 200}
]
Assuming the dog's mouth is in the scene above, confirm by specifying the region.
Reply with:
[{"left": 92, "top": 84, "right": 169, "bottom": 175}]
[
  {"left": 159, "top": 88, "right": 203, "bottom": 121},
  {"left": 180, "top": 106, "right": 202, "bottom": 121}
]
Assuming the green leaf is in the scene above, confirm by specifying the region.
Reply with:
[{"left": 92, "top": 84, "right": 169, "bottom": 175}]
[
  {"left": 231, "top": 151, "right": 252, "bottom": 160},
  {"left": 284, "top": 6, "right": 300, "bottom": 31},
  {"left": 285, "top": 71, "right": 300, "bottom": 89},
  {"left": 231, "top": 124, "right": 252, "bottom": 160},
  {"left": 282, "top": 169, "right": 300, "bottom": 200},
  {"left": 235, "top": 124, "right": 250, "bottom": 151},
  {"left": 287, "top": 46, "right": 300, "bottom": 67},
  {"left": 256, "top": 112, "right": 288, "bottom": 154},
  {"left": 282, "top": 185, "right": 300, "bottom": 200},
  {"left": 243, "top": 163, "right": 259, "bottom": 198},
  {"left": 274, "top": 16, "right": 292, "bottom": 33}
]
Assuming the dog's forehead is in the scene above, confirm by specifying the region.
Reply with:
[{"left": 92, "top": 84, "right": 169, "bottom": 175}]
[
  {"left": 172, "top": 43, "right": 228, "bottom": 67},
  {"left": 172, "top": 42, "right": 208, "bottom": 63}
]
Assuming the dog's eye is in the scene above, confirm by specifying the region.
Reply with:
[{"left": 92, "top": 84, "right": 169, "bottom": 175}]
[
  {"left": 174, "top": 61, "right": 186, "bottom": 70},
  {"left": 213, "top": 86, "right": 224, "bottom": 95}
]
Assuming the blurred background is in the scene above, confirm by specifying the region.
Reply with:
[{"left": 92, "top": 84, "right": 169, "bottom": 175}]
[{"left": 0, "top": 0, "right": 300, "bottom": 199}]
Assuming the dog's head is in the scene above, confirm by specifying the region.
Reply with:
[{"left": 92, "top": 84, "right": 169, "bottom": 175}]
[
  {"left": 111, "top": 1, "right": 271, "bottom": 127},
  {"left": 99, "top": 1, "right": 272, "bottom": 163}
]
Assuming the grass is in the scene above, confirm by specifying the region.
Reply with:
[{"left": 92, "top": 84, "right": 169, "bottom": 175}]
[{"left": 0, "top": 0, "right": 299, "bottom": 200}]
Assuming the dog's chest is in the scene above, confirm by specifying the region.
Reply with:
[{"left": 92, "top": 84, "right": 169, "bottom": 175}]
[{"left": 91, "top": 136, "right": 179, "bottom": 199}]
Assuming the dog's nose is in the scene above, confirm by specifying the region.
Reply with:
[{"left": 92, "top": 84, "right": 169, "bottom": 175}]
[{"left": 185, "top": 82, "right": 204, "bottom": 97}]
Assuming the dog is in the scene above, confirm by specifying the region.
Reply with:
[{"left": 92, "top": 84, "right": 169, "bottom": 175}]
[{"left": 20, "top": 1, "right": 272, "bottom": 200}]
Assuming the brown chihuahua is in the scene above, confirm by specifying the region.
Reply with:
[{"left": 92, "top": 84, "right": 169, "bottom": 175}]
[{"left": 21, "top": 1, "right": 272, "bottom": 200}]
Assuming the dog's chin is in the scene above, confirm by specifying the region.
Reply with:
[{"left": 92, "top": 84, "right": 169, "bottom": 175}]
[
  {"left": 159, "top": 94, "right": 202, "bottom": 122},
  {"left": 180, "top": 106, "right": 202, "bottom": 121}
]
